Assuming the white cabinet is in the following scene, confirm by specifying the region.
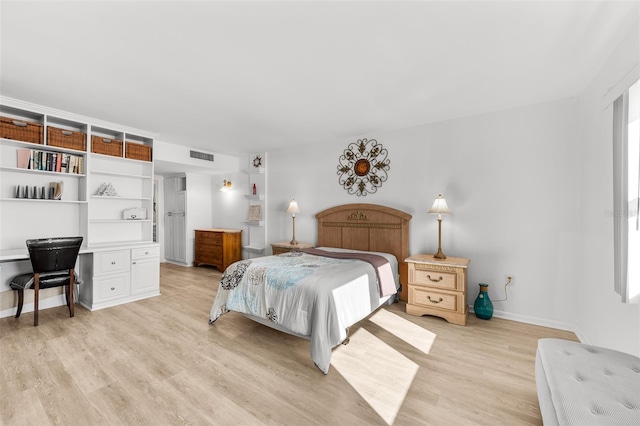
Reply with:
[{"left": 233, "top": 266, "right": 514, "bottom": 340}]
[
  {"left": 88, "top": 153, "right": 153, "bottom": 246},
  {"left": 80, "top": 244, "right": 160, "bottom": 311},
  {"left": 131, "top": 246, "right": 160, "bottom": 295}
]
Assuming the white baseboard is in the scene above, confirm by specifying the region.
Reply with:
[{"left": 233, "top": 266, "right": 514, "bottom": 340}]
[
  {"left": 470, "top": 306, "right": 588, "bottom": 344},
  {"left": 0, "top": 294, "right": 67, "bottom": 319}
]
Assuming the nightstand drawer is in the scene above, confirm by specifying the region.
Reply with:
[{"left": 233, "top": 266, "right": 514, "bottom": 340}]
[
  {"left": 410, "top": 287, "right": 460, "bottom": 312},
  {"left": 411, "top": 268, "right": 458, "bottom": 290}
]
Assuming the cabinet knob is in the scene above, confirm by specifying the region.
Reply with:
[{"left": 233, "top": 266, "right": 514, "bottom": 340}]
[
  {"left": 111, "top": 261, "right": 116, "bottom": 265},
  {"left": 145, "top": 251, "right": 148, "bottom": 255},
  {"left": 132, "top": 262, "right": 136, "bottom": 265},
  {"left": 110, "top": 287, "right": 115, "bottom": 291}
]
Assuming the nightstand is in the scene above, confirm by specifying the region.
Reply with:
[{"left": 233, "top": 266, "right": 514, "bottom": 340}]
[
  {"left": 271, "top": 241, "right": 313, "bottom": 255},
  {"left": 405, "top": 254, "right": 470, "bottom": 326}
]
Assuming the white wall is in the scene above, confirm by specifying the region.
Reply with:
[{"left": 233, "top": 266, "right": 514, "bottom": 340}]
[
  {"left": 264, "top": 98, "right": 584, "bottom": 333},
  {"left": 577, "top": 22, "right": 640, "bottom": 356},
  {"left": 207, "top": 23, "right": 640, "bottom": 358},
  {"left": 185, "top": 173, "right": 215, "bottom": 265}
]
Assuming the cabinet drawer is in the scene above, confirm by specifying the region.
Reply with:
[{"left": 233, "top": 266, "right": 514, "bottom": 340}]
[
  {"left": 411, "top": 265, "right": 459, "bottom": 290},
  {"left": 95, "top": 273, "right": 130, "bottom": 302},
  {"left": 94, "top": 250, "right": 130, "bottom": 276},
  {"left": 195, "top": 232, "right": 222, "bottom": 245},
  {"left": 410, "top": 286, "right": 460, "bottom": 312},
  {"left": 131, "top": 246, "right": 160, "bottom": 260}
]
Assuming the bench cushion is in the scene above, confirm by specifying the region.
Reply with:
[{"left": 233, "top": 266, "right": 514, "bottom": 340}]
[{"left": 536, "top": 338, "right": 640, "bottom": 425}]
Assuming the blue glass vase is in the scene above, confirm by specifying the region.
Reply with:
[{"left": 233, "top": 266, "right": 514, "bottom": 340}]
[{"left": 474, "top": 283, "right": 494, "bottom": 320}]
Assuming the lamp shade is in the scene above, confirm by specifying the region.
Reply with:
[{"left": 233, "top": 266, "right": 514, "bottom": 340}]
[
  {"left": 428, "top": 194, "right": 451, "bottom": 215},
  {"left": 287, "top": 199, "right": 300, "bottom": 215}
]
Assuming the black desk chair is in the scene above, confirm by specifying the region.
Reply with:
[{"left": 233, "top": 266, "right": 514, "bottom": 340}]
[{"left": 10, "top": 237, "right": 83, "bottom": 326}]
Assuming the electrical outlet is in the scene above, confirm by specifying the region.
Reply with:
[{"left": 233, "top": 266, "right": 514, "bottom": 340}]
[{"left": 505, "top": 274, "right": 515, "bottom": 286}]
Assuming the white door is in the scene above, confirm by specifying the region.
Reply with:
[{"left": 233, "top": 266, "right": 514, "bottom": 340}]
[{"left": 164, "top": 177, "right": 187, "bottom": 263}]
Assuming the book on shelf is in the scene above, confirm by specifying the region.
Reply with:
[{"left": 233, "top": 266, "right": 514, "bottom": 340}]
[
  {"left": 15, "top": 148, "right": 83, "bottom": 174},
  {"left": 16, "top": 149, "right": 31, "bottom": 169}
]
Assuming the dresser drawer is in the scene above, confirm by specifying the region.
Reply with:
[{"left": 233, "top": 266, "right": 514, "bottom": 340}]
[
  {"left": 411, "top": 267, "right": 458, "bottom": 290},
  {"left": 131, "top": 246, "right": 159, "bottom": 260},
  {"left": 195, "top": 254, "right": 222, "bottom": 265},
  {"left": 195, "top": 231, "right": 222, "bottom": 245},
  {"left": 195, "top": 243, "right": 222, "bottom": 256},
  {"left": 410, "top": 286, "right": 461, "bottom": 312},
  {"left": 94, "top": 250, "right": 130, "bottom": 276}
]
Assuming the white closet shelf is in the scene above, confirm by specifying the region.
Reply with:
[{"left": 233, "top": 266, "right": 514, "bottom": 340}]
[
  {"left": 89, "top": 219, "right": 152, "bottom": 223},
  {"left": 91, "top": 170, "right": 151, "bottom": 179},
  {"left": 0, "top": 166, "right": 86, "bottom": 177},
  {"left": 0, "top": 198, "right": 87, "bottom": 204}
]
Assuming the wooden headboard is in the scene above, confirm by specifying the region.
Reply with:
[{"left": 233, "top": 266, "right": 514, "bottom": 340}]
[{"left": 315, "top": 203, "right": 412, "bottom": 301}]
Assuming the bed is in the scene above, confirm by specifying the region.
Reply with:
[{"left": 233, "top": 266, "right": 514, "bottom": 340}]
[{"left": 209, "top": 203, "right": 412, "bottom": 373}]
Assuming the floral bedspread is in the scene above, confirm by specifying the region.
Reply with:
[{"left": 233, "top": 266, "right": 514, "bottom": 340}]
[{"left": 209, "top": 250, "right": 398, "bottom": 373}]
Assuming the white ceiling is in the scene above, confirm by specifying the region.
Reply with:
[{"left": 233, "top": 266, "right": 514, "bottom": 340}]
[{"left": 1, "top": 1, "right": 638, "bottom": 158}]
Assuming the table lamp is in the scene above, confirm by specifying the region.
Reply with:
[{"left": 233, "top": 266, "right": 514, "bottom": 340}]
[
  {"left": 428, "top": 194, "right": 451, "bottom": 259},
  {"left": 287, "top": 199, "right": 300, "bottom": 245}
]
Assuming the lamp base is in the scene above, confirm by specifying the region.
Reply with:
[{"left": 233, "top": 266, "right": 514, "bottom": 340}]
[
  {"left": 433, "top": 248, "right": 446, "bottom": 259},
  {"left": 290, "top": 239, "right": 298, "bottom": 245}
]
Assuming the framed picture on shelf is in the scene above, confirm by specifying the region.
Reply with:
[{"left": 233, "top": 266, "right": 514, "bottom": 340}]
[{"left": 248, "top": 205, "right": 262, "bottom": 222}]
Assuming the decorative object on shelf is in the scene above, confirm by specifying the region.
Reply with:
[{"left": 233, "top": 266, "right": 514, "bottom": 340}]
[
  {"left": 248, "top": 205, "right": 262, "bottom": 222},
  {"left": 428, "top": 193, "right": 452, "bottom": 259},
  {"left": 220, "top": 179, "right": 232, "bottom": 192},
  {"left": 252, "top": 155, "right": 263, "bottom": 168},
  {"left": 474, "top": 283, "right": 494, "bottom": 320},
  {"left": 252, "top": 183, "right": 257, "bottom": 195},
  {"left": 337, "top": 138, "right": 390, "bottom": 196},
  {"left": 287, "top": 199, "right": 300, "bottom": 245},
  {"left": 96, "top": 182, "right": 118, "bottom": 196},
  {"left": 50, "top": 181, "right": 63, "bottom": 200},
  {"left": 123, "top": 207, "right": 147, "bottom": 220}
]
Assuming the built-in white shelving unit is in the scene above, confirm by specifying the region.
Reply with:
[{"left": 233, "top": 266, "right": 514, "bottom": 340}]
[
  {"left": 0, "top": 97, "right": 155, "bottom": 250},
  {"left": 243, "top": 154, "right": 266, "bottom": 256},
  {"left": 0, "top": 97, "right": 160, "bottom": 315}
]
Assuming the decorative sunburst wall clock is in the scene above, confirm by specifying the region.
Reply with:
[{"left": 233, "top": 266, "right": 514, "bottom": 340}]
[{"left": 337, "top": 138, "right": 390, "bottom": 196}]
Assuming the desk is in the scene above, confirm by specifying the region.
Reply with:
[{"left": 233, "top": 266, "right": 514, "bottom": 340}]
[{"left": 0, "top": 242, "right": 160, "bottom": 318}]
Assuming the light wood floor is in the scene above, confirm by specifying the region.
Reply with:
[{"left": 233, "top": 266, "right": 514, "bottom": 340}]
[{"left": 0, "top": 263, "right": 577, "bottom": 425}]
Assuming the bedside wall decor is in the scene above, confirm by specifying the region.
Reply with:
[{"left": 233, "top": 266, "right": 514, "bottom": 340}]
[
  {"left": 248, "top": 205, "right": 262, "bottom": 222},
  {"left": 337, "top": 138, "right": 390, "bottom": 196}
]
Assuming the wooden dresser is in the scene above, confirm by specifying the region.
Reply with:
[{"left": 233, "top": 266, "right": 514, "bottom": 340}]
[
  {"left": 194, "top": 229, "right": 242, "bottom": 272},
  {"left": 405, "top": 254, "right": 470, "bottom": 325}
]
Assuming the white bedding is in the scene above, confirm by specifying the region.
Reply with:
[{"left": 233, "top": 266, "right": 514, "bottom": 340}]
[{"left": 209, "top": 247, "right": 399, "bottom": 373}]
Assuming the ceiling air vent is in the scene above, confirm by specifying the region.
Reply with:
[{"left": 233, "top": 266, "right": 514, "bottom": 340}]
[{"left": 190, "top": 150, "right": 214, "bottom": 162}]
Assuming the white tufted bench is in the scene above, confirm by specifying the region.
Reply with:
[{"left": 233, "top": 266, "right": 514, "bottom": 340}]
[{"left": 535, "top": 338, "right": 640, "bottom": 425}]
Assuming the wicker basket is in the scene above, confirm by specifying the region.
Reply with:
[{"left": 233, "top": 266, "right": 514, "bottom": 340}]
[
  {"left": 47, "top": 126, "right": 87, "bottom": 151},
  {"left": 125, "top": 141, "right": 152, "bottom": 162},
  {"left": 91, "top": 135, "right": 123, "bottom": 157},
  {"left": 0, "top": 116, "right": 43, "bottom": 144}
]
